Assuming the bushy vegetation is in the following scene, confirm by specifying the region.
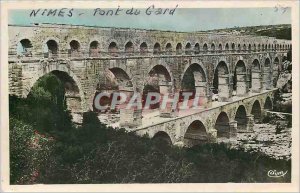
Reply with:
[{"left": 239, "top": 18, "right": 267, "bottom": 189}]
[{"left": 10, "top": 74, "right": 291, "bottom": 184}]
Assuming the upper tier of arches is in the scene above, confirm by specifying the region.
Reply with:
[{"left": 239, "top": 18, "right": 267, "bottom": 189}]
[{"left": 13, "top": 30, "right": 291, "bottom": 58}]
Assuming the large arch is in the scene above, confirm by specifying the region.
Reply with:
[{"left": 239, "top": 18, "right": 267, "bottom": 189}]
[
  {"left": 233, "top": 60, "right": 247, "bottom": 96},
  {"left": 273, "top": 57, "right": 280, "bottom": 87},
  {"left": 262, "top": 58, "right": 272, "bottom": 90},
  {"left": 143, "top": 65, "right": 173, "bottom": 110},
  {"left": 213, "top": 61, "right": 231, "bottom": 101},
  {"left": 250, "top": 59, "right": 261, "bottom": 93},
  {"left": 184, "top": 120, "right": 208, "bottom": 147},
  {"left": 152, "top": 131, "right": 172, "bottom": 145},
  {"left": 181, "top": 63, "right": 208, "bottom": 107},
  {"left": 264, "top": 96, "right": 273, "bottom": 110},
  {"left": 235, "top": 105, "right": 248, "bottom": 131},
  {"left": 215, "top": 112, "right": 230, "bottom": 138},
  {"left": 251, "top": 100, "right": 262, "bottom": 123},
  {"left": 26, "top": 65, "right": 85, "bottom": 123},
  {"left": 94, "top": 67, "right": 134, "bottom": 112}
]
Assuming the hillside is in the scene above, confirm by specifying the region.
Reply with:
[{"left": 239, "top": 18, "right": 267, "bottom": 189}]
[{"left": 204, "top": 24, "right": 291, "bottom": 40}]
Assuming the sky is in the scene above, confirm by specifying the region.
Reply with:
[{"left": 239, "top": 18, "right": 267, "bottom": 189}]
[{"left": 8, "top": 7, "right": 291, "bottom": 32}]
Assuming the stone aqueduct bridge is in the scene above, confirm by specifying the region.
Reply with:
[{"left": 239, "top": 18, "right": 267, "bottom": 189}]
[{"left": 8, "top": 23, "right": 291, "bottom": 146}]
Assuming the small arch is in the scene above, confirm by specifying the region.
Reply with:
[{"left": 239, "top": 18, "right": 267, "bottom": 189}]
[
  {"left": 153, "top": 42, "right": 161, "bottom": 55},
  {"left": 108, "top": 42, "right": 118, "bottom": 56},
  {"left": 70, "top": 40, "right": 80, "bottom": 51},
  {"left": 184, "top": 120, "right": 208, "bottom": 147},
  {"left": 215, "top": 112, "right": 230, "bottom": 138},
  {"left": 243, "top": 44, "right": 247, "bottom": 51},
  {"left": 231, "top": 43, "right": 235, "bottom": 51},
  {"left": 253, "top": 44, "right": 256, "bottom": 51},
  {"left": 258, "top": 44, "right": 261, "bottom": 51},
  {"left": 248, "top": 44, "right": 251, "bottom": 52},
  {"left": 235, "top": 105, "right": 248, "bottom": 131},
  {"left": 262, "top": 44, "right": 265, "bottom": 51},
  {"left": 45, "top": 39, "right": 58, "bottom": 58},
  {"left": 203, "top": 43, "right": 208, "bottom": 52},
  {"left": 125, "top": 41, "right": 134, "bottom": 54},
  {"left": 176, "top": 43, "right": 183, "bottom": 55},
  {"left": 264, "top": 96, "right": 273, "bottom": 110},
  {"left": 185, "top": 42, "right": 192, "bottom": 55},
  {"left": 194, "top": 43, "right": 200, "bottom": 54},
  {"left": 210, "top": 43, "right": 215, "bottom": 52},
  {"left": 251, "top": 100, "right": 262, "bottom": 123},
  {"left": 225, "top": 43, "right": 229, "bottom": 51},
  {"left": 218, "top": 43, "right": 222, "bottom": 52},
  {"left": 89, "top": 41, "right": 99, "bottom": 57},
  {"left": 153, "top": 131, "right": 172, "bottom": 145},
  {"left": 17, "top": 39, "right": 33, "bottom": 56},
  {"left": 237, "top": 44, "right": 241, "bottom": 52},
  {"left": 140, "top": 42, "right": 148, "bottom": 54},
  {"left": 165, "top": 43, "right": 172, "bottom": 55}
]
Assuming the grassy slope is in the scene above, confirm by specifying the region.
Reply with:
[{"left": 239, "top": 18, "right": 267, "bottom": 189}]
[{"left": 204, "top": 24, "right": 291, "bottom": 40}]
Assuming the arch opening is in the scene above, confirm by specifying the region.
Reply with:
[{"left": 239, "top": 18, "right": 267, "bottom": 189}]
[
  {"left": 262, "top": 58, "right": 272, "bottom": 90},
  {"left": 273, "top": 57, "right": 280, "bottom": 87},
  {"left": 213, "top": 61, "right": 230, "bottom": 101},
  {"left": 89, "top": 41, "right": 100, "bottom": 57},
  {"left": 203, "top": 43, "right": 208, "bottom": 53},
  {"left": 194, "top": 43, "right": 200, "bottom": 54},
  {"left": 45, "top": 40, "right": 58, "bottom": 58},
  {"left": 108, "top": 42, "right": 118, "bottom": 56},
  {"left": 233, "top": 60, "right": 247, "bottom": 96},
  {"left": 153, "top": 43, "right": 161, "bottom": 55},
  {"left": 264, "top": 96, "right": 273, "bottom": 110},
  {"left": 235, "top": 105, "right": 248, "bottom": 131},
  {"left": 184, "top": 120, "right": 208, "bottom": 147},
  {"left": 29, "top": 70, "right": 83, "bottom": 123},
  {"left": 17, "top": 39, "right": 33, "bottom": 56},
  {"left": 185, "top": 43, "right": 192, "bottom": 55},
  {"left": 143, "top": 65, "right": 172, "bottom": 109},
  {"left": 251, "top": 100, "right": 262, "bottom": 123},
  {"left": 165, "top": 43, "right": 172, "bottom": 55},
  {"left": 140, "top": 42, "right": 148, "bottom": 55},
  {"left": 215, "top": 112, "right": 230, "bottom": 138},
  {"left": 176, "top": 43, "right": 182, "bottom": 55},
  {"left": 153, "top": 131, "right": 172, "bottom": 145},
  {"left": 69, "top": 40, "right": 81, "bottom": 57},
  {"left": 181, "top": 63, "right": 207, "bottom": 107},
  {"left": 250, "top": 59, "right": 261, "bottom": 92},
  {"left": 125, "top": 41, "right": 134, "bottom": 55},
  {"left": 210, "top": 43, "right": 215, "bottom": 53}
]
